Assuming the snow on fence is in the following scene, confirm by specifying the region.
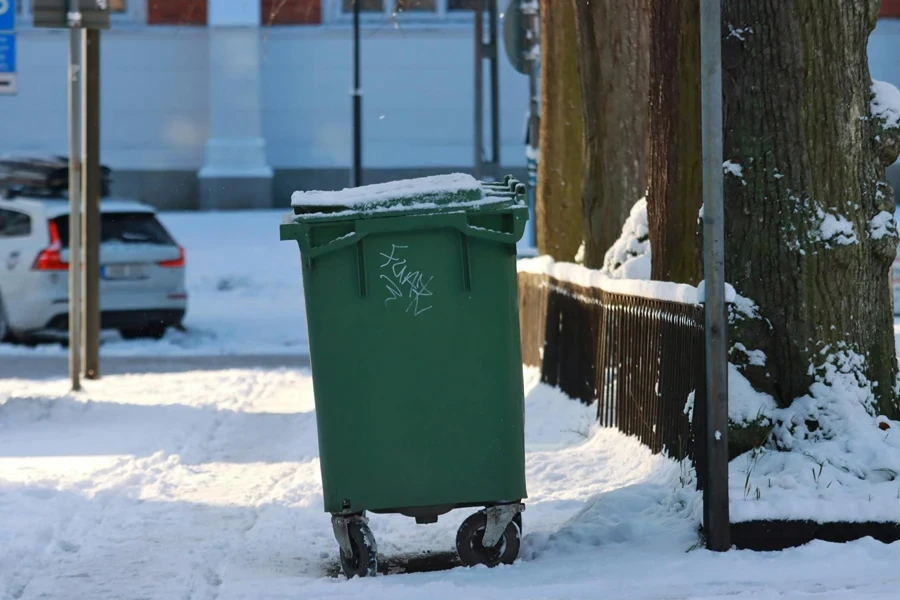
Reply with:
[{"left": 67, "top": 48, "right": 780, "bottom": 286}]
[{"left": 517, "top": 267, "right": 709, "bottom": 480}]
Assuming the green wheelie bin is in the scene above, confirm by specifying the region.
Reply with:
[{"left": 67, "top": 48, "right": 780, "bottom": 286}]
[{"left": 280, "top": 173, "right": 528, "bottom": 578}]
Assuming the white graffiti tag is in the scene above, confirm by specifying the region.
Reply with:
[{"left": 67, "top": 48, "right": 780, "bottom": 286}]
[{"left": 379, "top": 244, "right": 434, "bottom": 316}]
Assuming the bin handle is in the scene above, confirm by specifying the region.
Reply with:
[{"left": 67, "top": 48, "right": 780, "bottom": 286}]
[
  {"left": 461, "top": 221, "right": 522, "bottom": 244},
  {"left": 354, "top": 210, "right": 527, "bottom": 244},
  {"left": 280, "top": 222, "right": 367, "bottom": 259},
  {"left": 305, "top": 230, "right": 366, "bottom": 259}
]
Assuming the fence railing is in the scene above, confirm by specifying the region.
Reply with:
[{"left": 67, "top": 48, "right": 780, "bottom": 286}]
[{"left": 518, "top": 272, "right": 708, "bottom": 474}]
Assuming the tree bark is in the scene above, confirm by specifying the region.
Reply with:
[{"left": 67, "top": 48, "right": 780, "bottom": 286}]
[
  {"left": 647, "top": 0, "right": 703, "bottom": 285},
  {"left": 535, "top": 0, "right": 583, "bottom": 262},
  {"left": 573, "top": 0, "right": 650, "bottom": 269},
  {"left": 722, "top": 0, "right": 900, "bottom": 416}
]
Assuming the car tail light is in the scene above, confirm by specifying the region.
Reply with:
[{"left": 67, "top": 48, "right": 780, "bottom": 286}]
[
  {"left": 33, "top": 221, "right": 69, "bottom": 271},
  {"left": 159, "top": 246, "right": 185, "bottom": 268}
]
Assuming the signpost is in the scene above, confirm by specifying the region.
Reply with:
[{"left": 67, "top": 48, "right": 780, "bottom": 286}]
[
  {"left": 473, "top": 0, "right": 500, "bottom": 182},
  {"left": 501, "top": 0, "right": 539, "bottom": 250},
  {"left": 68, "top": 23, "right": 82, "bottom": 390},
  {"left": 0, "top": 0, "right": 16, "bottom": 95},
  {"left": 351, "top": 0, "right": 361, "bottom": 187},
  {"left": 34, "top": 0, "right": 108, "bottom": 387},
  {"left": 34, "top": 0, "right": 109, "bottom": 28}
]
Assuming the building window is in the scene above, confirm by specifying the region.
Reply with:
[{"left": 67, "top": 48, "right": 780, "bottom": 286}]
[
  {"left": 882, "top": 0, "right": 900, "bottom": 18},
  {"left": 342, "top": 0, "right": 385, "bottom": 10},
  {"left": 148, "top": 0, "right": 206, "bottom": 25},
  {"left": 15, "top": 0, "right": 143, "bottom": 25},
  {"left": 262, "top": 0, "right": 322, "bottom": 25},
  {"left": 0, "top": 209, "right": 31, "bottom": 238},
  {"left": 332, "top": 0, "right": 482, "bottom": 22}
]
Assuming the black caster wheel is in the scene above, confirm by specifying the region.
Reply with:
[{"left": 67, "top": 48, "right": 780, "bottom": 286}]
[
  {"left": 339, "top": 521, "right": 378, "bottom": 579},
  {"left": 456, "top": 511, "right": 521, "bottom": 568}
]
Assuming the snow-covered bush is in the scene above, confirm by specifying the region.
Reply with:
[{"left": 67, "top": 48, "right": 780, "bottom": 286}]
[{"left": 599, "top": 198, "right": 651, "bottom": 279}]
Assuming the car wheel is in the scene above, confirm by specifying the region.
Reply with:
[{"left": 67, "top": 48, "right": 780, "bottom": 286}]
[{"left": 119, "top": 325, "right": 167, "bottom": 340}]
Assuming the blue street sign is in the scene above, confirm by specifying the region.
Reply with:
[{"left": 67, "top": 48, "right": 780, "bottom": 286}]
[
  {"left": 0, "top": 32, "right": 16, "bottom": 95},
  {"left": 0, "top": 0, "right": 15, "bottom": 32},
  {"left": 0, "top": 33, "right": 14, "bottom": 73}
]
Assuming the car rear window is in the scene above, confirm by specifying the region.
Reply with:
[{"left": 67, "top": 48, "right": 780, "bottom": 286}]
[{"left": 53, "top": 212, "right": 176, "bottom": 247}]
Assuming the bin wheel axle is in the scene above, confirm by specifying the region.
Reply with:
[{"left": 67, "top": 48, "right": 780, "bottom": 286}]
[
  {"left": 456, "top": 506, "right": 523, "bottom": 568},
  {"left": 332, "top": 514, "right": 377, "bottom": 578}
]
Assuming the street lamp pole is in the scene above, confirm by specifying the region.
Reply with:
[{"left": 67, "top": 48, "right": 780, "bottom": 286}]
[{"left": 352, "top": 0, "right": 362, "bottom": 187}]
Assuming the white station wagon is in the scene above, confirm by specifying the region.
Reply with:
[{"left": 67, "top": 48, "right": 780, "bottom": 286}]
[{"left": 0, "top": 162, "right": 187, "bottom": 342}]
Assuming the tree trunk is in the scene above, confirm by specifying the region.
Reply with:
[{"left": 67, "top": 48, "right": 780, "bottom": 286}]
[
  {"left": 535, "top": 0, "right": 583, "bottom": 262},
  {"left": 647, "top": 0, "right": 703, "bottom": 285},
  {"left": 722, "top": 0, "right": 900, "bottom": 416},
  {"left": 573, "top": 0, "right": 650, "bottom": 269}
]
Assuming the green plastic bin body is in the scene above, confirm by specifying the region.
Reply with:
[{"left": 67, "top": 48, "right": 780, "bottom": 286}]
[{"left": 281, "top": 176, "right": 528, "bottom": 516}]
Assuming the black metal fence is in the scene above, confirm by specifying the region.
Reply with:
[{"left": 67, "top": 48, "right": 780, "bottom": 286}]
[{"left": 518, "top": 272, "right": 708, "bottom": 470}]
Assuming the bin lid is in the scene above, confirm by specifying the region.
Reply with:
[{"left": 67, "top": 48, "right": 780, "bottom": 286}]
[{"left": 288, "top": 173, "right": 525, "bottom": 220}]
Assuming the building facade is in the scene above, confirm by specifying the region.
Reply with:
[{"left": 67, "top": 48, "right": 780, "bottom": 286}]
[{"left": 0, "top": 0, "right": 898, "bottom": 210}]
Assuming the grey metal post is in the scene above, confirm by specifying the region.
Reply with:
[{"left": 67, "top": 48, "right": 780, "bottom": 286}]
[
  {"left": 67, "top": 23, "right": 82, "bottom": 391},
  {"left": 523, "top": 0, "right": 539, "bottom": 247},
  {"left": 488, "top": 0, "right": 499, "bottom": 176},
  {"left": 82, "top": 28, "right": 100, "bottom": 380},
  {"left": 351, "top": 0, "right": 362, "bottom": 187},
  {"left": 700, "top": 0, "right": 730, "bottom": 551},
  {"left": 474, "top": 0, "right": 484, "bottom": 179}
]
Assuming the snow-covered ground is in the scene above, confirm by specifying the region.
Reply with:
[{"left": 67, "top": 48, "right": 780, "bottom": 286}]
[{"left": 3, "top": 367, "right": 900, "bottom": 599}]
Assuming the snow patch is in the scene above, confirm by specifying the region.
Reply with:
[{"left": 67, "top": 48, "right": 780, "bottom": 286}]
[
  {"left": 872, "top": 79, "right": 900, "bottom": 130},
  {"left": 291, "top": 173, "right": 482, "bottom": 208},
  {"left": 600, "top": 198, "right": 651, "bottom": 280},
  {"left": 723, "top": 161, "right": 746, "bottom": 185},
  {"left": 731, "top": 343, "right": 767, "bottom": 367},
  {"left": 684, "top": 390, "right": 695, "bottom": 422},
  {"left": 726, "top": 24, "right": 754, "bottom": 41},
  {"left": 728, "top": 364, "right": 777, "bottom": 427},
  {"left": 681, "top": 365, "right": 776, "bottom": 428},
  {"left": 869, "top": 210, "right": 897, "bottom": 241},
  {"left": 732, "top": 347, "right": 900, "bottom": 523},
  {"left": 785, "top": 196, "right": 861, "bottom": 249},
  {"left": 574, "top": 242, "right": 585, "bottom": 265},
  {"left": 517, "top": 256, "right": 735, "bottom": 305},
  {"left": 816, "top": 208, "right": 858, "bottom": 246}
]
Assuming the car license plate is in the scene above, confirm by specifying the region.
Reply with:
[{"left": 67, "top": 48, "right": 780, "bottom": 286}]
[{"left": 102, "top": 263, "right": 148, "bottom": 280}]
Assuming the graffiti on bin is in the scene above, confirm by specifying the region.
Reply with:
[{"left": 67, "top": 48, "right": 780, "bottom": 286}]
[{"left": 379, "top": 244, "right": 434, "bottom": 316}]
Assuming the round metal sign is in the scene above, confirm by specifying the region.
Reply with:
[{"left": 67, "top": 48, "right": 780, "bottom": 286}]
[{"left": 502, "top": 0, "right": 529, "bottom": 75}]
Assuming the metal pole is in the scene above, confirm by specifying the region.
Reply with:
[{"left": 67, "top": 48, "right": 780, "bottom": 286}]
[
  {"left": 351, "top": 0, "right": 362, "bottom": 187},
  {"left": 700, "top": 0, "right": 730, "bottom": 552},
  {"left": 488, "top": 0, "right": 500, "bottom": 178},
  {"left": 82, "top": 28, "right": 100, "bottom": 380},
  {"left": 473, "top": 0, "right": 483, "bottom": 179},
  {"left": 67, "top": 25, "right": 82, "bottom": 391},
  {"left": 523, "top": 0, "right": 540, "bottom": 248}
]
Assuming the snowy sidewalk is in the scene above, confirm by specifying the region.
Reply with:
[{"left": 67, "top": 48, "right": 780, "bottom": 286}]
[{"left": 3, "top": 367, "right": 900, "bottom": 599}]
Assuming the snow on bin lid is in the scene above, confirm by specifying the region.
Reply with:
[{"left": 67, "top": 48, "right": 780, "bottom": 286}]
[{"left": 290, "top": 173, "right": 509, "bottom": 215}]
